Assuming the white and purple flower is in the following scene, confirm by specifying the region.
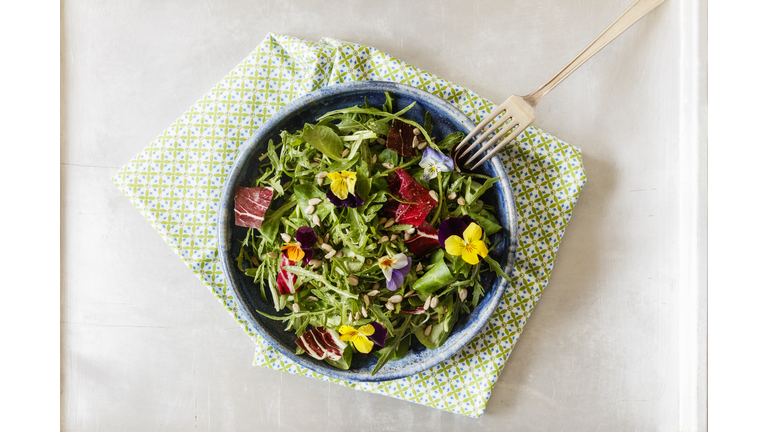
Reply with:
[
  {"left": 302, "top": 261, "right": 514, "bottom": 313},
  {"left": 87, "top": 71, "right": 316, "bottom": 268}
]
[
  {"left": 419, "top": 147, "right": 454, "bottom": 181},
  {"left": 378, "top": 253, "right": 412, "bottom": 291}
]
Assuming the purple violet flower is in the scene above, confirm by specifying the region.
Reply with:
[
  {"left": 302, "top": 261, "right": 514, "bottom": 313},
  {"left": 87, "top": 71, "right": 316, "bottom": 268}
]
[
  {"left": 326, "top": 189, "right": 364, "bottom": 208},
  {"left": 419, "top": 147, "right": 454, "bottom": 181},
  {"left": 378, "top": 253, "right": 412, "bottom": 291},
  {"left": 437, "top": 215, "right": 476, "bottom": 247},
  {"left": 369, "top": 321, "right": 388, "bottom": 349},
  {"left": 295, "top": 226, "right": 317, "bottom": 264}
]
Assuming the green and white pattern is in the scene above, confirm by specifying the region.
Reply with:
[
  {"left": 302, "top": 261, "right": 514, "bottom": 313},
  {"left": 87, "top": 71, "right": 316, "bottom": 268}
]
[{"left": 111, "top": 33, "right": 586, "bottom": 418}]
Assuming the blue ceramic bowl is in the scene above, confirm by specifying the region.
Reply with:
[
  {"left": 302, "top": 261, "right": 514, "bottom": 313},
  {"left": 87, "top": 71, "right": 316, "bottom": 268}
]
[{"left": 217, "top": 81, "right": 517, "bottom": 382}]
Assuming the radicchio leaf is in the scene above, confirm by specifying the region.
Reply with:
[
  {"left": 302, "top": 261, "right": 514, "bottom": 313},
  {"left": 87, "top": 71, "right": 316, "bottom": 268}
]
[
  {"left": 234, "top": 186, "right": 274, "bottom": 228},
  {"left": 404, "top": 221, "right": 440, "bottom": 256},
  {"left": 385, "top": 118, "right": 418, "bottom": 157},
  {"left": 295, "top": 327, "right": 347, "bottom": 361},
  {"left": 387, "top": 169, "right": 437, "bottom": 226},
  {"left": 277, "top": 254, "right": 299, "bottom": 295}
]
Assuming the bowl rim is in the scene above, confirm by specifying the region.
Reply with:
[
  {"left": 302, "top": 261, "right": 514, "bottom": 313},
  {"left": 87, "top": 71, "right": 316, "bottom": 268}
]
[{"left": 216, "top": 80, "right": 517, "bottom": 382}]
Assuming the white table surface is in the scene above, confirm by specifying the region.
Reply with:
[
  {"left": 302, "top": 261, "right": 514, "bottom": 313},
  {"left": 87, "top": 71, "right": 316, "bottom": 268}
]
[{"left": 61, "top": 0, "right": 707, "bottom": 430}]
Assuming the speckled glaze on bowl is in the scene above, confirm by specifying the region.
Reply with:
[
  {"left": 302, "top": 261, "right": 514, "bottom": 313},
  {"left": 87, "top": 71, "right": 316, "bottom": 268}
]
[{"left": 217, "top": 81, "right": 517, "bottom": 382}]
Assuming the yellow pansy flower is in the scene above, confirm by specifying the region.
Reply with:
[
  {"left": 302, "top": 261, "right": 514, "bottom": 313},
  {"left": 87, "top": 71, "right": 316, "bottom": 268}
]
[
  {"left": 444, "top": 222, "right": 488, "bottom": 265},
  {"left": 338, "top": 324, "right": 375, "bottom": 353},
  {"left": 326, "top": 171, "right": 357, "bottom": 200},
  {"left": 280, "top": 242, "right": 305, "bottom": 262}
]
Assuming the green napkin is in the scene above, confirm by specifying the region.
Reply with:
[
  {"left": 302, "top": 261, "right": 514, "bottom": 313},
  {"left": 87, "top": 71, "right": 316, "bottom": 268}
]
[{"left": 111, "top": 33, "right": 586, "bottom": 418}]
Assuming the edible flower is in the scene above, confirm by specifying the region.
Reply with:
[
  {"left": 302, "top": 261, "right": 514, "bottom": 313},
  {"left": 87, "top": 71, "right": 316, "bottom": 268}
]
[
  {"left": 295, "top": 225, "right": 318, "bottom": 263},
  {"left": 437, "top": 215, "right": 476, "bottom": 247},
  {"left": 368, "top": 321, "right": 388, "bottom": 349},
  {"left": 419, "top": 147, "right": 454, "bottom": 181},
  {"left": 326, "top": 189, "right": 364, "bottom": 208},
  {"left": 378, "top": 253, "right": 412, "bottom": 291},
  {"left": 280, "top": 243, "right": 305, "bottom": 262},
  {"left": 444, "top": 222, "right": 488, "bottom": 265},
  {"left": 327, "top": 171, "right": 357, "bottom": 200},
  {"left": 338, "top": 324, "right": 375, "bottom": 353}
]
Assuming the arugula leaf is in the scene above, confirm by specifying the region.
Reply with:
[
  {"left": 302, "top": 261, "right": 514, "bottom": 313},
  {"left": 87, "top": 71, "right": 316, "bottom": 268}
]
[
  {"left": 371, "top": 315, "right": 413, "bottom": 376},
  {"left": 484, "top": 255, "right": 512, "bottom": 282},
  {"left": 437, "top": 131, "right": 465, "bottom": 151},
  {"left": 467, "top": 211, "right": 503, "bottom": 235},
  {"left": 466, "top": 177, "right": 500, "bottom": 205},
  {"left": 303, "top": 124, "right": 344, "bottom": 161},
  {"left": 324, "top": 344, "right": 353, "bottom": 370},
  {"left": 383, "top": 92, "right": 393, "bottom": 113},
  {"left": 412, "top": 260, "right": 455, "bottom": 293}
]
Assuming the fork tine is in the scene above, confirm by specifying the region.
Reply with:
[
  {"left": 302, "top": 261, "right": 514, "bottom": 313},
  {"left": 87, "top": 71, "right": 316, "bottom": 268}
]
[
  {"left": 452, "top": 103, "right": 507, "bottom": 155},
  {"left": 468, "top": 122, "right": 530, "bottom": 170},
  {"left": 456, "top": 112, "right": 514, "bottom": 160},
  {"left": 463, "top": 118, "right": 520, "bottom": 165}
]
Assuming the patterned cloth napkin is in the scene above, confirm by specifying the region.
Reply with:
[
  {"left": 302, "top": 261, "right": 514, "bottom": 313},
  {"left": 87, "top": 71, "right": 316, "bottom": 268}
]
[{"left": 111, "top": 33, "right": 586, "bottom": 417}]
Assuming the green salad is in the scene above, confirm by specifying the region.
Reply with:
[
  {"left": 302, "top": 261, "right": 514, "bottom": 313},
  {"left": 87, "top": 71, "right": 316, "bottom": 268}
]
[{"left": 233, "top": 93, "right": 511, "bottom": 375}]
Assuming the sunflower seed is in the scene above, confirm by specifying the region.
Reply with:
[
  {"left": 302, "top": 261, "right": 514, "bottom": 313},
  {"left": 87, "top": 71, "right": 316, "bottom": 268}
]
[
  {"left": 404, "top": 290, "right": 416, "bottom": 298},
  {"left": 363, "top": 295, "right": 370, "bottom": 306},
  {"left": 376, "top": 138, "right": 386, "bottom": 145},
  {"left": 313, "top": 214, "right": 322, "bottom": 227},
  {"left": 348, "top": 275, "right": 359, "bottom": 286},
  {"left": 372, "top": 283, "right": 380, "bottom": 291},
  {"left": 349, "top": 312, "right": 354, "bottom": 322},
  {"left": 416, "top": 263, "right": 423, "bottom": 272},
  {"left": 310, "top": 162, "right": 319, "bottom": 168},
  {"left": 305, "top": 205, "right": 316, "bottom": 215},
  {"left": 314, "top": 153, "right": 322, "bottom": 160},
  {"left": 389, "top": 295, "right": 403, "bottom": 304},
  {"left": 308, "top": 296, "right": 319, "bottom": 302},
  {"left": 413, "top": 128, "right": 420, "bottom": 136},
  {"left": 316, "top": 176, "right": 324, "bottom": 186},
  {"left": 424, "top": 295, "right": 432, "bottom": 310},
  {"left": 384, "top": 218, "right": 395, "bottom": 228},
  {"left": 267, "top": 252, "right": 278, "bottom": 259},
  {"left": 341, "top": 148, "right": 350, "bottom": 158},
  {"left": 457, "top": 196, "right": 466, "bottom": 206},
  {"left": 385, "top": 302, "right": 395, "bottom": 311},
  {"left": 324, "top": 233, "right": 330, "bottom": 243},
  {"left": 417, "top": 141, "right": 427, "bottom": 150},
  {"left": 404, "top": 232, "right": 411, "bottom": 241},
  {"left": 250, "top": 257, "right": 260, "bottom": 267},
  {"left": 292, "top": 303, "right": 301, "bottom": 313},
  {"left": 310, "top": 259, "right": 322, "bottom": 269},
  {"left": 424, "top": 324, "right": 433, "bottom": 336},
  {"left": 321, "top": 243, "right": 334, "bottom": 253},
  {"left": 448, "top": 192, "right": 457, "bottom": 200},
  {"left": 324, "top": 249, "right": 336, "bottom": 259},
  {"left": 430, "top": 296, "right": 439, "bottom": 308},
  {"left": 335, "top": 250, "right": 342, "bottom": 258},
  {"left": 361, "top": 306, "right": 368, "bottom": 318},
  {"left": 378, "top": 236, "right": 389, "bottom": 244},
  {"left": 368, "top": 289, "right": 380, "bottom": 296},
  {"left": 351, "top": 311, "right": 359, "bottom": 320},
  {"left": 382, "top": 162, "right": 394, "bottom": 169},
  {"left": 428, "top": 190, "right": 438, "bottom": 201},
  {"left": 280, "top": 233, "right": 291, "bottom": 242},
  {"left": 405, "top": 227, "right": 416, "bottom": 234},
  {"left": 389, "top": 234, "right": 398, "bottom": 242},
  {"left": 412, "top": 136, "right": 419, "bottom": 148},
  {"left": 308, "top": 198, "right": 322, "bottom": 206},
  {"left": 459, "top": 288, "right": 468, "bottom": 301},
  {"left": 371, "top": 154, "right": 378, "bottom": 164},
  {"left": 377, "top": 217, "right": 387, "bottom": 226}
]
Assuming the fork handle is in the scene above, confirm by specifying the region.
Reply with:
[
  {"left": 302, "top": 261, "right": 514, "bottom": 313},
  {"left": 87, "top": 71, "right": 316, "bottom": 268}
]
[{"left": 523, "top": 0, "right": 666, "bottom": 107}]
